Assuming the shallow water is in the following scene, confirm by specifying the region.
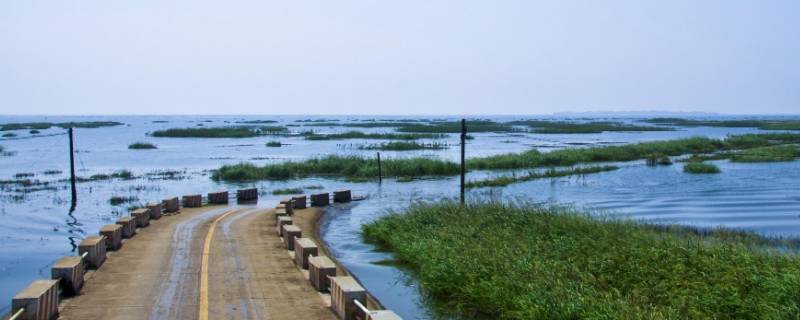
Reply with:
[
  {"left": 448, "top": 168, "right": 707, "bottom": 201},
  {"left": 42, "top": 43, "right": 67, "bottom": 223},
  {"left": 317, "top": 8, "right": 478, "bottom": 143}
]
[{"left": 0, "top": 115, "right": 798, "bottom": 317}]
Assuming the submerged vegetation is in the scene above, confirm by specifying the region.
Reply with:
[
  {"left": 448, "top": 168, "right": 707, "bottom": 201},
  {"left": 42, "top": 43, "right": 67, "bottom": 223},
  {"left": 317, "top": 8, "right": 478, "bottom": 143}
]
[
  {"left": 683, "top": 162, "right": 721, "bottom": 174},
  {"left": 644, "top": 118, "right": 800, "bottom": 131},
  {"left": 466, "top": 165, "right": 619, "bottom": 188},
  {"left": 151, "top": 126, "right": 287, "bottom": 138},
  {"left": 359, "top": 141, "right": 448, "bottom": 151},
  {"left": 303, "top": 131, "right": 445, "bottom": 140},
  {"left": 363, "top": 201, "right": 800, "bottom": 319},
  {"left": 212, "top": 156, "right": 459, "bottom": 181},
  {"left": 0, "top": 121, "right": 123, "bottom": 131},
  {"left": 128, "top": 142, "right": 157, "bottom": 149},
  {"left": 509, "top": 120, "right": 671, "bottom": 134}
]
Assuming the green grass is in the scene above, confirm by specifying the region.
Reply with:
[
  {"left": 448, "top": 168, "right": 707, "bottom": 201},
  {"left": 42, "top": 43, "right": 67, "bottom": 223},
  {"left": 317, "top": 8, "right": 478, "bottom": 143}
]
[
  {"left": 212, "top": 156, "right": 459, "bottom": 181},
  {"left": 468, "top": 133, "right": 800, "bottom": 170},
  {"left": 683, "top": 162, "right": 721, "bottom": 174},
  {"left": 79, "top": 170, "right": 135, "bottom": 182},
  {"left": 359, "top": 141, "right": 448, "bottom": 151},
  {"left": 109, "top": 195, "right": 138, "bottom": 206},
  {"left": 266, "top": 141, "right": 282, "bottom": 147},
  {"left": 397, "top": 120, "right": 515, "bottom": 133},
  {"left": 0, "top": 121, "right": 123, "bottom": 131},
  {"left": 128, "top": 142, "right": 157, "bottom": 149},
  {"left": 272, "top": 187, "right": 304, "bottom": 195},
  {"left": 466, "top": 165, "right": 619, "bottom": 188},
  {"left": 644, "top": 118, "right": 800, "bottom": 131},
  {"left": 363, "top": 201, "right": 800, "bottom": 319},
  {"left": 730, "top": 145, "right": 800, "bottom": 162},
  {"left": 509, "top": 120, "right": 671, "bottom": 134},
  {"left": 151, "top": 126, "right": 287, "bottom": 138},
  {"left": 645, "top": 153, "right": 672, "bottom": 166},
  {"left": 303, "top": 130, "right": 445, "bottom": 140}
]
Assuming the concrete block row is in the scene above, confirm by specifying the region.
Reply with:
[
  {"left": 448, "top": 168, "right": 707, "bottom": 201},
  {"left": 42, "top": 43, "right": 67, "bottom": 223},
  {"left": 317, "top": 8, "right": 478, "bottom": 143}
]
[
  {"left": 237, "top": 188, "right": 258, "bottom": 202},
  {"left": 182, "top": 194, "right": 202, "bottom": 208},
  {"left": 208, "top": 191, "right": 229, "bottom": 204}
]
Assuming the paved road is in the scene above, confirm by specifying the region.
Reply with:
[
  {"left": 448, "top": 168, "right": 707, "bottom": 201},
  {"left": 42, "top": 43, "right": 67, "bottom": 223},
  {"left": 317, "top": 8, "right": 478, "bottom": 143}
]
[{"left": 59, "top": 206, "right": 337, "bottom": 320}]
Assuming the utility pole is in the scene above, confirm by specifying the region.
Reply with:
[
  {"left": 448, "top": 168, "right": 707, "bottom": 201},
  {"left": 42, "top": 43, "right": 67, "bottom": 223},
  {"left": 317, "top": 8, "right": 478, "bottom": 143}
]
[
  {"left": 460, "top": 119, "right": 466, "bottom": 205},
  {"left": 377, "top": 152, "right": 382, "bottom": 183},
  {"left": 68, "top": 127, "right": 77, "bottom": 205}
]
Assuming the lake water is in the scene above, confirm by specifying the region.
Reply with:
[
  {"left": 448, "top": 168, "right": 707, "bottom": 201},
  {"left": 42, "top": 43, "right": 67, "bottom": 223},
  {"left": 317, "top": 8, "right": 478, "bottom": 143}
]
[{"left": 0, "top": 115, "right": 798, "bottom": 318}]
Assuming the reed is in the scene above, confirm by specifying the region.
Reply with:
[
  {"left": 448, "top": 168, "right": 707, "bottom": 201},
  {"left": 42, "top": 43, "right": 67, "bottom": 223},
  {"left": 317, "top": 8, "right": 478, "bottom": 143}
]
[
  {"left": 729, "top": 145, "right": 800, "bottom": 162},
  {"left": 303, "top": 130, "right": 445, "bottom": 140},
  {"left": 272, "top": 188, "right": 303, "bottom": 195},
  {"left": 128, "top": 142, "right": 157, "bottom": 149},
  {"left": 644, "top": 118, "right": 800, "bottom": 131},
  {"left": 466, "top": 165, "right": 619, "bottom": 188},
  {"left": 0, "top": 121, "right": 123, "bottom": 131},
  {"left": 509, "top": 120, "right": 671, "bottom": 134},
  {"left": 151, "top": 126, "right": 287, "bottom": 138},
  {"left": 359, "top": 141, "right": 448, "bottom": 151},
  {"left": 397, "top": 120, "right": 515, "bottom": 133},
  {"left": 363, "top": 201, "right": 800, "bottom": 319},
  {"left": 266, "top": 141, "right": 282, "bottom": 147},
  {"left": 683, "top": 162, "right": 721, "bottom": 174}
]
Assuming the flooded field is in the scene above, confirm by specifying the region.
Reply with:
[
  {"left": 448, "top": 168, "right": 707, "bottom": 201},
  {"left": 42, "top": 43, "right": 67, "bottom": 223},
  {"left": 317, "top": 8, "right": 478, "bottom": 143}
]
[{"left": 1, "top": 115, "right": 798, "bottom": 318}]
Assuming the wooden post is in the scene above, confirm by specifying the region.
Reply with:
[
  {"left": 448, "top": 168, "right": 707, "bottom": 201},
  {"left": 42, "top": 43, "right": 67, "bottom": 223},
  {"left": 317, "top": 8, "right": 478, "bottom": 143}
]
[
  {"left": 377, "top": 152, "right": 382, "bottom": 183},
  {"left": 68, "top": 127, "right": 77, "bottom": 205},
  {"left": 460, "top": 119, "right": 466, "bottom": 205}
]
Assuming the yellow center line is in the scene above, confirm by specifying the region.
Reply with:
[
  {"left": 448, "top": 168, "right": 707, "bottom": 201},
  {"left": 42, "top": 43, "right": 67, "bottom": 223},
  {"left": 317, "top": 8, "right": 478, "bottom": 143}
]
[{"left": 199, "top": 208, "right": 242, "bottom": 320}]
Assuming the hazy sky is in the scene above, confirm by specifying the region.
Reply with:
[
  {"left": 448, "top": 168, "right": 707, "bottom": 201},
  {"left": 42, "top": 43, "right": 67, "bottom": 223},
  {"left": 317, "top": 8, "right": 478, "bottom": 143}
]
[{"left": 1, "top": 1, "right": 798, "bottom": 115}]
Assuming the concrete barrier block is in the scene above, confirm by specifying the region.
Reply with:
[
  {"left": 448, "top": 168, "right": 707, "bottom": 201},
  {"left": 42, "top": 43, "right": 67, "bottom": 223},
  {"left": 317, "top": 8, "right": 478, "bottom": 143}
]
[
  {"left": 275, "top": 210, "right": 288, "bottom": 222},
  {"left": 207, "top": 191, "right": 229, "bottom": 204},
  {"left": 237, "top": 188, "right": 258, "bottom": 202},
  {"left": 309, "top": 256, "right": 337, "bottom": 292},
  {"left": 115, "top": 216, "right": 136, "bottom": 238},
  {"left": 282, "top": 225, "right": 302, "bottom": 251},
  {"left": 182, "top": 194, "right": 202, "bottom": 208},
  {"left": 367, "top": 310, "right": 403, "bottom": 320},
  {"left": 277, "top": 216, "right": 293, "bottom": 236},
  {"left": 279, "top": 198, "right": 292, "bottom": 205},
  {"left": 79, "top": 236, "right": 107, "bottom": 269},
  {"left": 330, "top": 276, "right": 367, "bottom": 320},
  {"left": 163, "top": 197, "right": 180, "bottom": 213},
  {"left": 11, "top": 279, "right": 59, "bottom": 320},
  {"left": 99, "top": 224, "right": 123, "bottom": 251},
  {"left": 334, "top": 189, "right": 352, "bottom": 203},
  {"left": 147, "top": 202, "right": 162, "bottom": 220},
  {"left": 294, "top": 238, "right": 319, "bottom": 269},
  {"left": 310, "top": 192, "right": 330, "bottom": 207},
  {"left": 291, "top": 195, "right": 307, "bottom": 209},
  {"left": 131, "top": 208, "right": 150, "bottom": 227},
  {"left": 51, "top": 256, "right": 84, "bottom": 296}
]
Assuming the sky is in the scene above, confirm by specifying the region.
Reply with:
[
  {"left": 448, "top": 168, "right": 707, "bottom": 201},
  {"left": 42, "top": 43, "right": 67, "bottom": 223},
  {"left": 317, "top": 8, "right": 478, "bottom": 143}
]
[{"left": 0, "top": 0, "right": 798, "bottom": 115}]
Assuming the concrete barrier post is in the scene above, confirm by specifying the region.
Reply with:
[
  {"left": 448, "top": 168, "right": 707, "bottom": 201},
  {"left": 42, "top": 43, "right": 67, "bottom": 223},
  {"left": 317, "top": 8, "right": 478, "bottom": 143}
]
[
  {"left": 310, "top": 192, "right": 330, "bottom": 207},
  {"left": 330, "top": 276, "right": 367, "bottom": 320},
  {"left": 147, "top": 202, "right": 162, "bottom": 220},
  {"left": 334, "top": 190, "right": 352, "bottom": 203},
  {"left": 291, "top": 195, "right": 307, "bottom": 209},
  {"left": 115, "top": 216, "right": 136, "bottom": 238},
  {"left": 207, "top": 191, "right": 229, "bottom": 204},
  {"left": 162, "top": 197, "right": 180, "bottom": 213},
  {"left": 294, "top": 238, "right": 319, "bottom": 269},
  {"left": 99, "top": 224, "right": 123, "bottom": 250},
  {"left": 277, "top": 216, "right": 292, "bottom": 236},
  {"left": 78, "top": 236, "right": 107, "bottom": 269},
  {"left": 367, "top": 310, "right": 403, "bottom": 320},
  {"left": 236, "top": 188, "right": 258, "bottom": 202},
  {"left": 309, "top": 256, "right": 337, "bottom": 292},
  {"left": 275, "top": 208, "right": 288, "bottom": 220},
  {"left": 282, "top": 225, "right": 302, "bottom": 250},
  {"left": 51, "top": 256, "right": 84, "bottom": 296},
  {"left": 182, "top": 194, "right": 202, "bottom": 208},
  {"left": 11, "top": 280, "right": 59, "bottom": 320},
  {"left": 131, "top": 208, "right": 150, "bottom": 227}
]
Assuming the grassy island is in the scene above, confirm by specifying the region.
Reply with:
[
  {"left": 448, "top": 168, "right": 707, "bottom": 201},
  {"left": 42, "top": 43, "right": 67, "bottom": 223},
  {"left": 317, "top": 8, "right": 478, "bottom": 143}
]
[
  {"left": 151, "top": 126, "right": 287, "bottom": 138},
  {"left": 363, "top": 202, "right": 800, "bottom": 319},
  {"left": 683, "top": 162, "right": 721, "bottom": 174},
  {"left": 508, "top": 120, "right": 671, "bottom": 134},
  {"left": 303, "top": 131, "right": 445, "bottom": 140},
  {"left": 128, "top": 142, "right": 157, "bottom": 149}
]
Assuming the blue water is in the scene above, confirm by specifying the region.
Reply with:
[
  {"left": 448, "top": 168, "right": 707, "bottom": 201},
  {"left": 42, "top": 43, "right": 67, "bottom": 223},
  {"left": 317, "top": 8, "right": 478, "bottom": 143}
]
[{"left": 0, "top": 115, "right": 798, "bottom": 318}]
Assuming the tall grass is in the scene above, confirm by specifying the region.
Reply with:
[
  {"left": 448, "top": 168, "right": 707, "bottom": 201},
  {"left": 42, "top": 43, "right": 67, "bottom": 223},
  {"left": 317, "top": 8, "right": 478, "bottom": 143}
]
[
  {"left": 644, "top": 118, "right": 800, "bottom": 131},
  {"left": 397, "top": 120, "right": 516, "bottom": 133},
  {"left": 151, "top": 126, "right": 288, "bottom": 138},
  {"left": 212, "top": 155, "right": 459, "bottom": 181},
  {"left": 363, "top": 201, "right": 800, "bottom": 319},
  {"left": 359, "top": 142, "right": 448, "bottom": 151},
  {"left": 730, "top": 145, "right": 800, "bottom": 162},
  {"left": 509, "top": 120, "right": 671, "bottom": 134},
  {"left": 0, "top": 121, "right": 123, "bottom": 131},
  {"left": 683, "top": 162, "right": 721, "bottom": 174},
  {"left": 303, "top": 130, "right": 445, "bottom": 140},
  {"left": 128, "top": 142, "right": 157, "bottom": 149},
  {"left": 466, "top": 165, "right": 619, "bottom": 188}
]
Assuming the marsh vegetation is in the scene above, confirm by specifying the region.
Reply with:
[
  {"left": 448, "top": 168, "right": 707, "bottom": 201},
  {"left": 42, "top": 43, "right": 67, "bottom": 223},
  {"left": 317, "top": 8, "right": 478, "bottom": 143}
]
[
  {"left": 509, "top": 120, "right": 672, "bottom": 134},
  {"left": 0, "top": 121, "right": 123, "bottom": 131},
  {"left": 359, "top": 141, "right": 448, "bottom": 151},
  {"left": 644, "top": 118, "right": 800, "bottom": 131},
  {"left": 683, "top": 162, "right": 721, "bottom": 174},
  {"left": 465, "top": 165, "right": 619, "bottom": 188},
  {"left": 303, "top": 131, "right": 445, "bottom": 140},
  {"left": 128, "top": 142, "right": 157, "bottom": 149},
  {"left": 151, "top": 126, "right": 287, "bottom": 138}
]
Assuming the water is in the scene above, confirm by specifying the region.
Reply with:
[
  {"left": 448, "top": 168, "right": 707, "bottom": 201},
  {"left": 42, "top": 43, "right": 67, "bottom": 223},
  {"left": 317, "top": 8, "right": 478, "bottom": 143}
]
[{"left": 0, "top": 115, "right": 798, "bottom": 318}]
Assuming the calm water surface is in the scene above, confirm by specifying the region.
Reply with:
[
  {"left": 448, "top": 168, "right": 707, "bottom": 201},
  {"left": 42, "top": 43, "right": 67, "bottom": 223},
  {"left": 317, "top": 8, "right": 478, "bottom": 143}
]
[{"left": 0, "top": 115, "right": 798, "bottom": 318}]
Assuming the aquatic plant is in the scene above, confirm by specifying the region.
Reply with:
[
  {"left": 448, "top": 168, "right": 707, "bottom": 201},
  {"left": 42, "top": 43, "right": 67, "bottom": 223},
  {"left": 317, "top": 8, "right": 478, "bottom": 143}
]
[
  {"left": 212, "top": 156, "right": 459, "bottom": 181},
  {"left": 2, "top": 133, "right": 16, "bottom": 137},
  {"left": 151, "top": 126, "right": 287, "bottom": 138},
  {"left": 466, "top": 165, "right": 619, "bottom": 188},
  {"left": 729, "top": 145, "right": 800, "bottom": 162},
  {"left": 397, "top": 120, "right": 515, "bottom": 133},
  {"left": 272, "top": 188, "right": 304, "bottom": 195},
  {"left": 303, "top": 131, "right": 445, "bottom": 140},
  {"left": 644, "top": 118, "right": 800, "bottom": 131},
  {"left": 29, "top": 130, "right": 40, "bottom": 134},
  {"left": 266, "top": 141, "right": 282, "bottom": 147},
  {"left": 14, "top": 172, "right": 34, "bottom": 178},
  {"left": 645, "top": 153, "right": 672, "bottom": 166},
  {"left": 683, "top": 162, "right": 721, "bottom": 174},
  {"left": 0, "top": 121, "right": 123, "bottom": 131},
  {"left": 80, "top": 170, "right": 135, "bottom": 182},
  {"left": 363, "top": 201, "right": 800, "bottom": 319},
  {"left": 359, "top": 141, "right": 448, "bottom": 151},
  {"left": 237, "top": 120, "right": 277, "bottom": 124},
  {"left": 109, "top": 195, "right": 138, "bottom": 206},
  {"left": 128, "top": 142, "right": 157, "bottom": 149},
  {"left": 510, "top": 120, "right": 671, "bottom": 134}
]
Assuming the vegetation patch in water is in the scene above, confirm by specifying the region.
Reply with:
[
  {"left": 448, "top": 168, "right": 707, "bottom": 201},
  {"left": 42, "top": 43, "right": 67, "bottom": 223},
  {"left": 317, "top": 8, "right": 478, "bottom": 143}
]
[
  {"left": 729, "top": 145, "right": 800, "bottom": 162},
  {"left": 645, "top": 153, "right": 672, "bottom": 166},
  {"left": 509, "top": 120, "right": 671, "bottom": 134},
  {"left": 151, "top": 126, "right": 287, "bottom": 138},
  {"left": 363, "top": 201, "right": 800, "bottom": 319},
  {"left": 109, "top": 195, "right": 138, "bottom": 206},
  {"left": 2, "top": 133, "right": 16, "bottom": 137},
  {"left": 79, "top": 170, "right": 135, "bottom": 182},
  {"left": 397, "top": 120, "right": 515, "bottom": 133},
  {"left": 683, "top": 162, "right": 721, "bottom": 174},
  {"left": 212, "top": 156, "right": 459, "bottom": 181},
  {"left": 466, "top": 165, "right": 619, "bottom": 188},
  {"left": 272, "top": 187, "right": 304, "bottom": 195},
  {"left": 644, "top": 118, "right": 800, "bottom": 130},
  {"left": 128, "top": 142, "right": 157, "bottom": 149},
  {"left": 304, "top": 131, "right": 445, "bottom": 140},
  {"left": 0, "top": 121, "right": 123, "bottom": 131},
  {"left": 265, "top": 141, "right": 282, "bottom": 147},
  {"left": 359, "top": 141, "right": 448, "bottom": 151}
]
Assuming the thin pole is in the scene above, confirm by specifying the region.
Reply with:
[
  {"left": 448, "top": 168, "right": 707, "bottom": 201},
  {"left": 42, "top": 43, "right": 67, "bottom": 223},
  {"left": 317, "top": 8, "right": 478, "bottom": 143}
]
[
  {"left": 69, "top": 127, "right": 77, "bottom": 205},
  {"left": 377, "top": 152, "right": 382, "bottom": 183},
  {"left": 460, "top": 119, "right": 466, "bottom": 205}
]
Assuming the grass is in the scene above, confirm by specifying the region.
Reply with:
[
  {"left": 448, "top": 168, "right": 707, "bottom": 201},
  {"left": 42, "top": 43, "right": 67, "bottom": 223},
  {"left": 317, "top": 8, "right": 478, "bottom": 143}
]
[
  {"left": 272, "top": 187, "right": 304, "bottom": 195},
  {"left": 468, "top": 133, "right": 800, "bottom": 170},
  {"left": 212, "top": 155, "right": 459, "bottom": 181},
  {"left": 109, "top": 195, "right": 138, "bottom": 206},
  {"left": 363, "top": 201, "right": 800, "bottom": 319},
  {"left": 237, "top": 120, "right": 277, "bottom": 124},
  {"left": 397, "top": 120, "right": 515, "bottom": 133},
  {"left": 510, "top": 120, "right": 671, "bottom": 134},
  {"left": 683, "top": 162, "right": 721, "bottom": 174},
  {"left": 151, "top": 126, "right": 287, "bottom": 138},
  {"left": 359, "top": 141, "right": 448, "bottom": 151},
  {"left": 2, "top": 133, "right": 16, "bottom": 137},
  {"left": 466, "top": 165, "right": 619, "bottom": 188},
  {"left": 303, "top": 131, "right": 445, "bottom": 140},
  {"left": 128, "top": 142, "right": 157, "bottom": 149},
  {"left": 266, "top": 141, "right": 282, "bottom": 147},
  {"left": 645, "top": 153, "right": 672, "bottom": 166},
  {"left": 79, "top": 170, "right": 135, "bottom": 182},
  {"left": 729, "top": 145, "right": 800, "bottom": 162},
  {"left": 0, "top": 121, "right": 123, "bottom": 131},
  {"left": 644, "top": 118, "right": 800, "bottom": 131}
]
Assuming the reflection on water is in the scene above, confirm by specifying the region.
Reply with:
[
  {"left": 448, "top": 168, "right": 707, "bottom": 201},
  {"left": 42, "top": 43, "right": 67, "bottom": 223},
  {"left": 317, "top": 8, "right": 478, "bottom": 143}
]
[{"left": 0, "top": 115, "right": 799, "bottom": 317}]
